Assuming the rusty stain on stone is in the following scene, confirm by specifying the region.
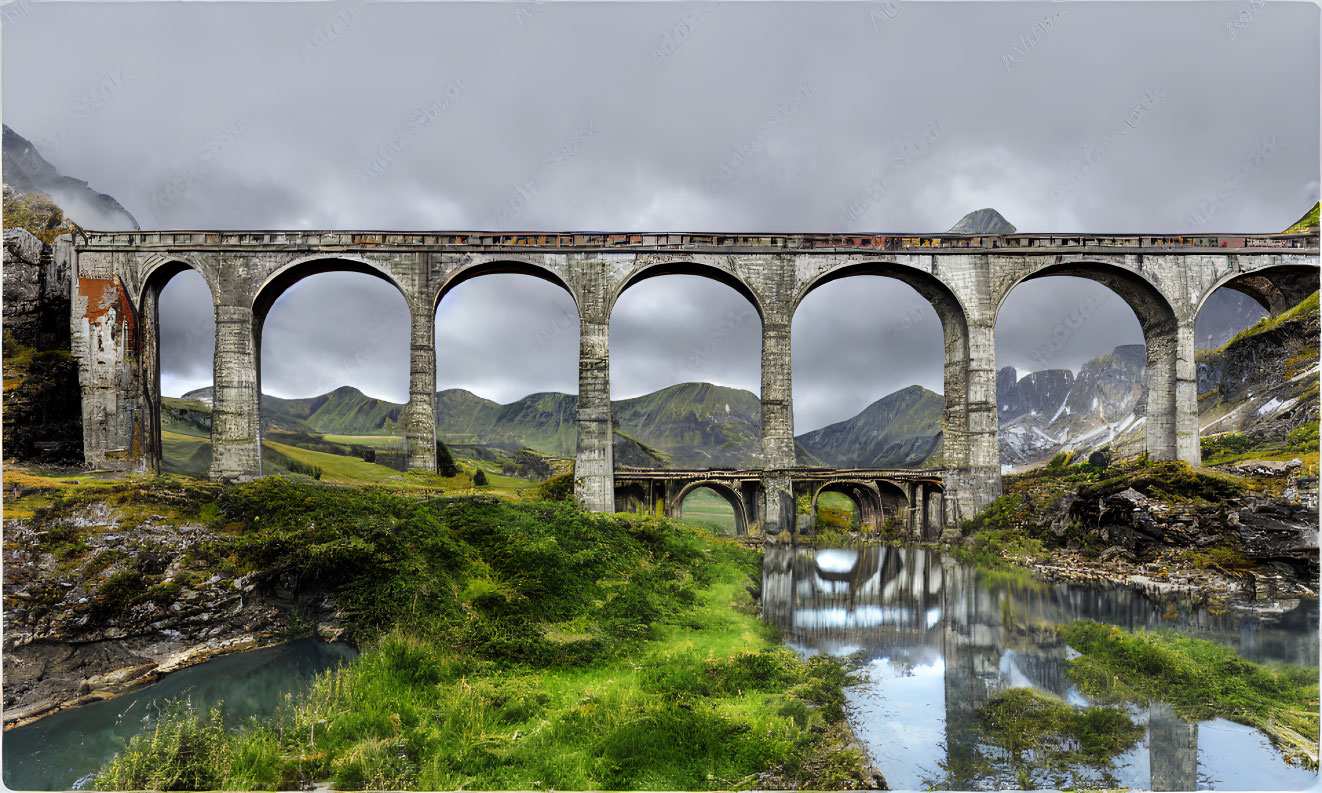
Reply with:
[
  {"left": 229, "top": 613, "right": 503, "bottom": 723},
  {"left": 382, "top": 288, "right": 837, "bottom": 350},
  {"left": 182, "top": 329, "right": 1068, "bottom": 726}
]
[{"left": 78, "top": 276, "right": 137, "bottom": 354}]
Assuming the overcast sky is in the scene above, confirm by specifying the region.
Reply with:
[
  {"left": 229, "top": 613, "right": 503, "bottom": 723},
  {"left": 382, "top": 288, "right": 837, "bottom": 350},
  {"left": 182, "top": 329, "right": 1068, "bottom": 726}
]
[{"left": 4, "top": 1, "right": 1315, "bottom": 431}]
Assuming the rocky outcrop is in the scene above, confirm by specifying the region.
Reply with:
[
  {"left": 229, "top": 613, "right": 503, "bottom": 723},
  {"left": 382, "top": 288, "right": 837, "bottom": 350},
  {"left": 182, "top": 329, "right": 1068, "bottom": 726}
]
[
  {"left": 2, "top": 505, "right": 344, "bottom": 725},
  {"left": 4, "top": 228, "right": 70, "bottom": 350},
  {"left": 2, "top": 228, "right": 83, "bottom": 464},
  {"left": 1057, "top": 461, "right": 1318, "bottom": 599}
]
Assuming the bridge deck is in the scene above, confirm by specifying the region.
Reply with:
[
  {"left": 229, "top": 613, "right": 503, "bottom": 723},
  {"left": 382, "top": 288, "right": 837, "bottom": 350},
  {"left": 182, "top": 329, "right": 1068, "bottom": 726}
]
[{"left": 74, "top": 229, "right": 1317, "bottom": 254}]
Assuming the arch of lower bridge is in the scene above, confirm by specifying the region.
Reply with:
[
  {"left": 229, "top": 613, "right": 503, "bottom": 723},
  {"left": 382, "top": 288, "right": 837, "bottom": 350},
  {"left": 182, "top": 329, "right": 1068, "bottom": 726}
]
[
  {"left": 808, "top": 478, "right": 911, "bottom": 529},
  {"left": 670, "top": 480, "right": 751, "bottom": 535},
  {"left": 613, "top": 482, "right": 654, "bottom": 517},
  {"left": 809, "top": 480, "right": 882, "bottom": 529}
]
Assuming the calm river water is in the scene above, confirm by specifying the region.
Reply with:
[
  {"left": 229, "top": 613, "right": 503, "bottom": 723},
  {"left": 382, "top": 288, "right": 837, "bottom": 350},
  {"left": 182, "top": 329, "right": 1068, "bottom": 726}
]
[
  {"left": 763, "top": 544, "right": 1320, "bottom": 791},
  {"left": 2, "top": 638, "right": 355, "bottom": 791}
]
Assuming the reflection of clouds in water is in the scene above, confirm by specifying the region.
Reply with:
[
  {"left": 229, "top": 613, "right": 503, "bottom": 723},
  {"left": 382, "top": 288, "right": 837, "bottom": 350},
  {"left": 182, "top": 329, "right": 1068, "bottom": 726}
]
[
  {"left": 793, "top": 606, "right": 914, "bottom": 630},
  {"left": 815, "top": 548, "right": 858, "bottom": 573},
  {"left": 999, "top": 651, "right": 1032, "bottom": 688},
  {"left": 1194, "top": 718, "right": 1318, "bottom": 791},
  {"left": 848, "top": 657, "right": 946, "bottom": 791}
]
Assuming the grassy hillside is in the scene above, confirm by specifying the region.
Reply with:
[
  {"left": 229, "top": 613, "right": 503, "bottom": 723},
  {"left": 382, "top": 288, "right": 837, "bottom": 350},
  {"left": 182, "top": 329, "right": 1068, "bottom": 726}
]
[
  {"left": 266, "top": 385, "right": 403, "bottom": 435},
  {"left": 1219, "top": 290, "right": 1319, "bottom": 350},
  {"left": 1284, "top": 201, "right": 1320, "bottom": 233},
  {"left": 436, "top": 389, "right": 578, "bottom": 456},
  {"left": 613, "top": 382, "right": 763, "bottom": 468},
  {"left": 439, "top": 383, "right": 763, "bottom": 467},
  {"left": 797, "top": 384, "right": 943, "bottom": 468}
]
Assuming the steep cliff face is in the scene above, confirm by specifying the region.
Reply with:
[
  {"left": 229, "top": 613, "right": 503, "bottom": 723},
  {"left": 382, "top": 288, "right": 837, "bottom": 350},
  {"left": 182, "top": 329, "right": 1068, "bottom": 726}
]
[
  {"left": 997, "top": 368, "right": 1073, "bottom": 422},
  {"left": 1198, "top": 292, "right": 1320, "bottom": 444},
  {"left": 2, "top": 228, "right": 83, "bottom": 464},
  {"left": 998, "top": 345, "right": 1146, "bottom": 468}
]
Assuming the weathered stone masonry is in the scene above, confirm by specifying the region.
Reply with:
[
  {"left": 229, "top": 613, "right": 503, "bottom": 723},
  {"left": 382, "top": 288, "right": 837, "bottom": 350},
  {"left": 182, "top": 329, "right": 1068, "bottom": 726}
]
[{"left": 63, "top": 230, "right": 1319, "bottom": 532}]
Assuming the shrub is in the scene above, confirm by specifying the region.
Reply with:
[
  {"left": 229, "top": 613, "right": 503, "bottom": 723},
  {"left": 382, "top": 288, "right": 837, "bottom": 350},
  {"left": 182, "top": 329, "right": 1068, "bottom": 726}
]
[
  {"left": 1201, "top": 433, "right": 1254, "bottom": 461},
  {"left": 525, "top": 470, "right": 574, "bottom": 502},
  {"left": 436, "top": 441, "right": 459, "bottom": 477},
  {"left": 95, "top": 568, "right": 145, "bottom": 615},
  {"left": 2, "top": 186, "right": 75, "bottom": 243},
  {"left": 1286, "top": 422, "right": 1319, "bottom": 453},
  {"left": 93, "top": 703, "right": 233, "bottom": 791},
  {"left": 472, "top": 469, "right": 488, "bottom": 487}
]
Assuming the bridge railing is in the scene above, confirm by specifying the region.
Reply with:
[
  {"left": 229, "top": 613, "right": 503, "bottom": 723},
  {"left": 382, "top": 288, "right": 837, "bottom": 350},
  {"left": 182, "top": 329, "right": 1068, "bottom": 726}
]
[{"left": 72, "top": 229, "right": 1319, "bottom": 253}]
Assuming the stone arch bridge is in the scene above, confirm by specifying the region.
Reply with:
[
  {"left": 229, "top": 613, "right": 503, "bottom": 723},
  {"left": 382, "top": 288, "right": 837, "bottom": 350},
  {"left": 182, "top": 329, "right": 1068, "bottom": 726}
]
[
  {"left": 62, "top": 229, "right": 1318, "bottom": 533},
  {"left": 614, "top": 467, "right": 946, "bottom": 538}
]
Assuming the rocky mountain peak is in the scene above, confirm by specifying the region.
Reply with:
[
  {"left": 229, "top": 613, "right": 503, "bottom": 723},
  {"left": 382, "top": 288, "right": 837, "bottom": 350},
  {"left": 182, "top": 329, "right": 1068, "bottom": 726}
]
[{"left": 946, "top": 207, "right": 1016, "bottom": 234}]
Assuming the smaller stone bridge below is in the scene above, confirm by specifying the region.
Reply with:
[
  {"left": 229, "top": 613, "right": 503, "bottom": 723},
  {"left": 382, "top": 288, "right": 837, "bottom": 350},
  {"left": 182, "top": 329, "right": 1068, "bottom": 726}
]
[{"left": 614, "top": 467, "right": 946, "bottom": 538}]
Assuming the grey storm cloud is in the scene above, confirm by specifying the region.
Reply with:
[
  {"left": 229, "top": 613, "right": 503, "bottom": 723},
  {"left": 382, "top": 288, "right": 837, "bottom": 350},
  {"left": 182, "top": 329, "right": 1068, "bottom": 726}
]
[{"left": 6, "top": 1, "right": 1317, "bottom": 432}]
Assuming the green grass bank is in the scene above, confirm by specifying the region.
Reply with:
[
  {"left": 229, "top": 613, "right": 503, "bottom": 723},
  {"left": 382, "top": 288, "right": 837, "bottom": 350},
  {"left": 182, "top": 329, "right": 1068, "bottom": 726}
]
[
  {"left": 1062, "top": 620, "right": 1320, "bottom": 770},
  {"left": 76, "top": 478, "right": 875, "bottom": 790}
]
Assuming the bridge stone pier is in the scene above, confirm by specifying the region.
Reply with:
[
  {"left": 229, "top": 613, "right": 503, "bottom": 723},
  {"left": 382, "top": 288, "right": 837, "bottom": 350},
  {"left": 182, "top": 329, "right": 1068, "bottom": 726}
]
[{"left": 63, "top": 229, "right": 1318, "bottom": 531}]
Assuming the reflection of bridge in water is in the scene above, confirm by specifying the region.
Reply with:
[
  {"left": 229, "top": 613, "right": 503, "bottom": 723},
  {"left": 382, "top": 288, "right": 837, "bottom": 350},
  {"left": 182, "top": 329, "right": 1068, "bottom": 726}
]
[
  {"left": 614, "top": 467, "right": 946, "bottom": 537},
  {"left": 762, "top": 545, "right": 1319, "bottom": 790}
]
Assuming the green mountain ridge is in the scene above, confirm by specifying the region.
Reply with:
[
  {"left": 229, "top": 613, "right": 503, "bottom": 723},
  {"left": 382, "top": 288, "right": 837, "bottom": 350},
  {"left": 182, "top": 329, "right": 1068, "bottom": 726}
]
[
  {"left": 795, "top": 384, "right": 945, "bottom": 468},
  {"left": 181, "top": 380, "right": 943, "bottom": 469}
]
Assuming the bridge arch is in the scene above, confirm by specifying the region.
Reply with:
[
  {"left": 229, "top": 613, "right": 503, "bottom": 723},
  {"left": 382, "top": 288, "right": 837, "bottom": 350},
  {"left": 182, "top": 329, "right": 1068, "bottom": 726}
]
[
  {"left": 136, "top": 258, "right": 216, "bottom": 475},
  {"left": 1196, "top": 264, "right": 1318, "bottom": 318},
  {"left": 610, "top": 259, "right": 765, "bottom": 321},
  {"left": 249, "top": 256, "right": 415, "bottom": 476},
  {"left": 810, "top": 480, "right": 882, "bottom": 532},
  {"left": 793, "top": 261, "right": 973, "bottom": 473},
  {"left": 614, "top": 482, "right": 650, "bottom": 514},
  {"left": 672, "top": 479, "right": 751, "bottom": 536},
  {"left": 994, "top": 260, "right": 1176, "bottom": 335},
  {"left": 995, "top": 260, "right": 1183, "bottom": 462},
  {"left": 793, "top": 261, "right": 971, "bottom": 331},
  {"left": 433, "top": 257, "right": 579, "bottom": 313},
  {"left": 135, "top": 254, "right": 210, "bottom": 310},
  {"left": 253, "top": 254, "right": 410, "bottom": 322}
]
